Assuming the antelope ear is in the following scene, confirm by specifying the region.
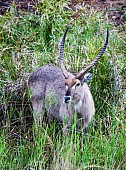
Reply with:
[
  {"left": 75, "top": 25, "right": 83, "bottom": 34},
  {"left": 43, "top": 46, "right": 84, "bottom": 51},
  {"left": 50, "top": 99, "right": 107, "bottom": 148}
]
[{"left": 81, "top": 73, "right": 92, "bottom": 84}]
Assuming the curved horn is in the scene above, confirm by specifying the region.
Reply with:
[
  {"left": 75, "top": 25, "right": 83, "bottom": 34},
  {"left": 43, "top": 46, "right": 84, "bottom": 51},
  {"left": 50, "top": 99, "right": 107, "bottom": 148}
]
[
  {"left": 75, "top": 29, "right": 109, "bottom": 79},
  {"left": 60, "top": 27, "right": 69, "bottom": 79}
]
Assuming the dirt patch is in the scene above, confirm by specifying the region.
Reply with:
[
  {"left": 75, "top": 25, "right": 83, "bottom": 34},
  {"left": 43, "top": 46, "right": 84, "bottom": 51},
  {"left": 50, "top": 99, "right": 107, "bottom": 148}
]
[{"left": 68, "top": 0, "right": 126, "bottom": 25}]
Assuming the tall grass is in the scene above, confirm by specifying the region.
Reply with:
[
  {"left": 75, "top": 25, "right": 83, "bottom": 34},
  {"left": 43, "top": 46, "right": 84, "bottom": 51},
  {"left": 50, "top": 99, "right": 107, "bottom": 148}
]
[{"left": 0, "top": 1, "right": 125, "bottom": 169}]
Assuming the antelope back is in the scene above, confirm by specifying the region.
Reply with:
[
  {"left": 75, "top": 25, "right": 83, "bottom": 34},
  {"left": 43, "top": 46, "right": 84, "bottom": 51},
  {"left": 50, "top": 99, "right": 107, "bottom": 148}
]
[{"left": 28, "top": 65, "right": 72, "bottom": 122}]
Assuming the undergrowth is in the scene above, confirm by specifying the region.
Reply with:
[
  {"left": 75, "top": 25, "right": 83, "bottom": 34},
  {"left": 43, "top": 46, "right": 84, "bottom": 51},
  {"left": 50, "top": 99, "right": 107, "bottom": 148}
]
[{"left": 0, "top": 1, "right": 125, "bottom": 169}]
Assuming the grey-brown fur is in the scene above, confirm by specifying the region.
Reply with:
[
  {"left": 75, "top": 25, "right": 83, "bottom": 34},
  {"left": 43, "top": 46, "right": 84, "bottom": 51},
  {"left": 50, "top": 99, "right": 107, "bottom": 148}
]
[{"left": 28, "top": 64, "right": 95, "bottom": 132}]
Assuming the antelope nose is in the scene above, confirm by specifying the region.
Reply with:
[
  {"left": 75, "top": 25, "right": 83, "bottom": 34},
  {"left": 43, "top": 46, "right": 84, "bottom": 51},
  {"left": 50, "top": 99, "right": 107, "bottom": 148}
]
[{"left": 64, "top": 96, "right": 71, "bottom": 103}]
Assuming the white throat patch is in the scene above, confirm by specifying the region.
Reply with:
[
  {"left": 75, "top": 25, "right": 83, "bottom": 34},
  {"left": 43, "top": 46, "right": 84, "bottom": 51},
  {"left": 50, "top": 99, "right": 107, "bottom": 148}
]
[{"left": 74, "top": 100, "right": 82, "bottom": 111}]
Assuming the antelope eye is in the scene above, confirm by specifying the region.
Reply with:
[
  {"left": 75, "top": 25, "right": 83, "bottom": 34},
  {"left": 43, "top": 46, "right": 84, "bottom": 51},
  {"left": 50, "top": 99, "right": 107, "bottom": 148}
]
[{"left": 76, "top": 82, "right": 80, "bottom": 87}]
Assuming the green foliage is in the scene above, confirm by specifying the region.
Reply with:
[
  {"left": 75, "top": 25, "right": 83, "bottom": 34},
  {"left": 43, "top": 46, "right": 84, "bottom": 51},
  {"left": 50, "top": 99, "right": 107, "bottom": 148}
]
[{"left": 0, "top": 1, "right": 125, "bottom": 169}]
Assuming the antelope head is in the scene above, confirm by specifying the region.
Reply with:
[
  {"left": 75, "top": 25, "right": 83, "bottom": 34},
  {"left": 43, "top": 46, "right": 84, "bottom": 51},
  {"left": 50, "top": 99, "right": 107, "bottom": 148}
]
[{"left": 60, "top": 28, "right": 109, "bottom": 103}]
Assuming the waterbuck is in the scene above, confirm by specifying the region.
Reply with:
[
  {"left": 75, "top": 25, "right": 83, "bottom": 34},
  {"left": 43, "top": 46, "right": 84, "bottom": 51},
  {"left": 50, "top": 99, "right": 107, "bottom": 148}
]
[{"left": 28, "top": 28, "right": 109, "bottom": 133}]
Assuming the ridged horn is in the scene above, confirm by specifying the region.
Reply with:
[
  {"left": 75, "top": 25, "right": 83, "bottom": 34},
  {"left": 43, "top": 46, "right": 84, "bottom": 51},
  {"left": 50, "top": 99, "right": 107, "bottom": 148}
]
[
  {"left": 75, "top": 29, "right": 109, "bottom": 79},
  {"left": 60, "top": 27, "right": 69, "bottom": 79}
]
